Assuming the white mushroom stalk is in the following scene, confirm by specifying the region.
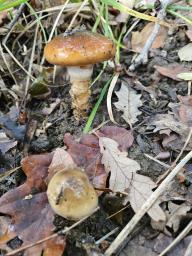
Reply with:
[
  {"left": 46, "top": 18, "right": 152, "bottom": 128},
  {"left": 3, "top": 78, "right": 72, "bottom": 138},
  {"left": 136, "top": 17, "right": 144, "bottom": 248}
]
[{"left": 67, "top": 65, "right": 93, "bottom": 118}]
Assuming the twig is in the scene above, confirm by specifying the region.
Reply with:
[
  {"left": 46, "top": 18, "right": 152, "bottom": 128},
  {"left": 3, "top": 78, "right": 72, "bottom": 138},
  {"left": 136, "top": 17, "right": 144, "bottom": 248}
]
[
  {"left": 144, "top": 153, "right": 170, "bottom": 169},
  {"left": 67, "top": 0, "right": 89, "bottom": 31},
  {"left": 22, "top": 19, "right": 40, "bottom": 108},
  {"left": 159, "top": 220, "right": 192, "bottom": 256},
  {"left": 2, "top": 3, "right": 34, "bottom": 79},
  {"left": 3, "top": 3, "right": 26, "bottom": 45},
  {"left": 104, "top": 150, "right": 192, "bottom": 256},
  {"left": 106, "top": 205, "right": 130, "bottom": 220},
  {"left": 6, "top": 207, "right": 99, "bottom": 256},
  {"left": 95, "top": 227, "right": 119, "bottom": 245},
  {"left": 129, "top": 0, "right": 172, "bottom": 71}
]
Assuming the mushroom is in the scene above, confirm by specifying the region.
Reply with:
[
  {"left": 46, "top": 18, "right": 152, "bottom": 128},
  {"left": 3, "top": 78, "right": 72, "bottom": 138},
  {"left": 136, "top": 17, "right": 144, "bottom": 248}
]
[
  {"left": 44, "top": 31, "right": 116, "bottom": 118},
  {"left": 47, "top": 167, "right": 98, "bottom": 220}
]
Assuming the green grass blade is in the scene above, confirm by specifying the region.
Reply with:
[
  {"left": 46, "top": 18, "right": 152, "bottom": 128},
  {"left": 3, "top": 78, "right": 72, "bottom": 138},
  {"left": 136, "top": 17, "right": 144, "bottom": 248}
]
[
  {"left": 0, "top": 0, "right": 27, "bottom": 12},
  {"left": 167, "top": 9, "right": 192, "bottom": 26},
  {"left": 26, "top": 2, "right": 47, "bottom": 43},
  {"left": 83, "top": 75, "right": 113, "bottom": 133}
]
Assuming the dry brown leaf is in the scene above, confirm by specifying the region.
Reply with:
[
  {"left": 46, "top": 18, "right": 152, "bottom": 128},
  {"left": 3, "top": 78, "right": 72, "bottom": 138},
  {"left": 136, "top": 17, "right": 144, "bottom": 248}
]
[
  {"left": 165, "top": 202, "right": 191, "bottom": 233},
  {"left": 0, "top": 131, "right": 17, "bottom": 154},
  {"left": 116, "top": 0, "right": 135, "bottom": 23},
  {"left": 47, "top": 147, "right": 76, "bottom": 182},
  {"left": 99, "top": 137, "right": 166, "bottom": 222},
  {"left": 114, "top": 82, "right": 142, "bottom": 125},
  {"left": 177, "top": 95, "right": 192, "bottom": 126},
  {"left": 131, "top": 22, "right": 168, "bottom": 53},
  {"left": 178, "top": 43, "right": 192, "bottom": 61},
  {"left": 154, "top": 64, "right": 191, "bottom": 81},
  {"left": 0, "top": 153, "right": 65, "bottom": 255},
  {"left": 99, "top": 137, "right": 140, "bottom": 192},
  {"left": 64, "top": 126, "right": 134, "bottom": 190},
  {"left": 42, "top": 98, "right": 61, "bottom": 115},
  {"left": 186, "top": 29, "right": 192, "bottom": 41}
]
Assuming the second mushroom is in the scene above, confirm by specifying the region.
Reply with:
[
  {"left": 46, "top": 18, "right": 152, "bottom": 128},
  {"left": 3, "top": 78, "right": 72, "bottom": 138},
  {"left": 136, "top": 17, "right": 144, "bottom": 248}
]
[{"left": 44, "top": 31, "right": 116, "bottom": 119}]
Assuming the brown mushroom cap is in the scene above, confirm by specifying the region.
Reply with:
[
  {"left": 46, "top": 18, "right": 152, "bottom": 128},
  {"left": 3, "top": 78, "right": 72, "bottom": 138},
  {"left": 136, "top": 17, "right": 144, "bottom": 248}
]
[
  {"left": 47, "top": 167, "right": 98, "bottom": 220},
  {"left": 44, "top": 31, "right": 116, "bottom": 66}
]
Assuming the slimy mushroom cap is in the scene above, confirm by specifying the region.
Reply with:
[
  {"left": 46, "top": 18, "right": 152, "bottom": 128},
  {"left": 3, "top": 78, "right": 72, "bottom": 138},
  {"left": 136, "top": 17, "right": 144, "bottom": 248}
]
[
  {"left": 47, "top": 167, "right": 98, "bottom": 220},
  {"left": 44, "top": 31, "right": 116, "bottom": 66}
]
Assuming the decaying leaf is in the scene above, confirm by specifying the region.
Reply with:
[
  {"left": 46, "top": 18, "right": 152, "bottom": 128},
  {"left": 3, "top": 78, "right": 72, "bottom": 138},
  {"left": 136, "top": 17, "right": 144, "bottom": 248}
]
[
  {"left": 64, "top": 126, "right": 134, "bottom": 190},
  {"left": 148, "top": 111, "right": 192, "bottom": 150},
  {"left": 116, "top": 0, "right": 135, "bottom": 23},
  {"left": 47, "top": 147, "right": 76, "bottom": 181},
  {"left": 186, "top": 29, "right": 192, "bottom": 41},
  {"left": 154, "top": 64, "right": 190, "bottom": 81},
  {"left": 99, "top": 137, "right": 140, "bottom": 192},
  {"left": 99, "top": 137, "right": 166, "bottom": 222},
  {"left": 165, "top": 202, "right": 191, "bottom": 233},
  {"left": 131, "top": 22, "right": 168, "bottom": 53},
  {"left": 177, "top": 95, "right": 192, "bottom": 126},
  {"left": 114, "top": 82, "right": 142, "bottom": 125},
  {"left": 0, "top": 131, "right": 17, "bottom": 154},
  {"left": 0, "top": 105, "right": 26, "bottom": 142},
  {"left": 178, "top": 43, "right": 192, "bottom": 61},
  {"left": 0, "top": 152, "right": 66, "bottom": 255},
  {"left": 42, "top": 98, "right": 61, "bottom": 115}
]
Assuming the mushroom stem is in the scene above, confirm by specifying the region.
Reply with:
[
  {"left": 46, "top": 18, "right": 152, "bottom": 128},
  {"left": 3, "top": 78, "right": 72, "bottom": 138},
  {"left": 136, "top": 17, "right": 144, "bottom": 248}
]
[{"left": 67, "top": 65, "right": 93, "bottom": 118}]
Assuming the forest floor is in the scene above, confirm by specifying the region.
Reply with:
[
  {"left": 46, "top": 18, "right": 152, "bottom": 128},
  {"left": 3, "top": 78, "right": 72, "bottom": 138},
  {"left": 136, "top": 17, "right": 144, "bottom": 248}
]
[{"left": 0, "top": 1, "right": 192, "bottom": 256}]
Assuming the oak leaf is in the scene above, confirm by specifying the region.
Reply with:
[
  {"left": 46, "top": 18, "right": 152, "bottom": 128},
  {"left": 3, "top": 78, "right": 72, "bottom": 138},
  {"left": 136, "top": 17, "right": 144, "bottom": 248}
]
[
  {"left": 131, "top": 22, "right": 167, "bottom": 53},
  {"left": 114, "top": 82, "right": 142, "bottom": 125},
  {"left": 64, "top": 126, "right": 134, "bottom": 190},
  {"left": 99, "top": 137, "right": 166, "bottom": 222}
]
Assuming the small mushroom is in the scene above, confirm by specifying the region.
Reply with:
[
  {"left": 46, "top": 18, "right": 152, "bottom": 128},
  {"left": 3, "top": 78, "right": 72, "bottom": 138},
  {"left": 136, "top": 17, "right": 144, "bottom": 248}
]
[
  {"left": 47, "top": 167, "right": 98, "bottom": 220},
  {"left": 44, "top": 31, "right": 116, "bottom": 118}
]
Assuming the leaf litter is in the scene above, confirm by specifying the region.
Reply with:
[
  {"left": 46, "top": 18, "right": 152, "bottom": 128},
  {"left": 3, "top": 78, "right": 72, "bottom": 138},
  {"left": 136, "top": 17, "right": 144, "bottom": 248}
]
[
  {"left": 1, "top": 1, "right": 192, "bottom": 255},
  {"left": 114, "top": 82, "right": 142, "bottom": 125}
]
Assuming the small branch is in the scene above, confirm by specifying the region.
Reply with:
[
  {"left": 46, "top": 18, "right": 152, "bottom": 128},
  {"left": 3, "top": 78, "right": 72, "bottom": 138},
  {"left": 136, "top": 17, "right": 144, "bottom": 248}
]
[
  {"left": 159, "top": 220, "right": 192, "bottom": 256},
  {"left": 129, "top": 0, "right": 172, "bottom": 71},
  {"left": 6, "top": 207, "right": 99, "bottom": 256},
  {"left": 104, "top": 150, "right": 192, "bottom": 256},
  {"left": 144, "top": 153, "right": 170, "bottom": 169}
]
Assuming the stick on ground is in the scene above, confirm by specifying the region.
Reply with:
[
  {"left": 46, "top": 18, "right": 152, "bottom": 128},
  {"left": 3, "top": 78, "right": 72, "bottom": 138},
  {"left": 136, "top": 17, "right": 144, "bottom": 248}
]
[{"left": 104, "top": 150, "right": 192, "bottom": 256}]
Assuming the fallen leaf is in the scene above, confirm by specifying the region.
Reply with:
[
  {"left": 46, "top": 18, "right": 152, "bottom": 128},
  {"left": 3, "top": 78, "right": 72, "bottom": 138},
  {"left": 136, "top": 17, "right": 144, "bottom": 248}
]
[
  {"left": 165, "top": 202, "right": 191, "bottom": 233},
  {"left": 178, "top": 43, "right": 192, "bottom": 61},
  {"left": 131, "top": 22, "right": 168, "bottom": 52},
  {"left": 114, "top": 82, "right": 142, "bottom": 125},
  {"left": 116, "top": 0, "right": 135, "bottom": 23},
  {"left": 154, "top": 233, "right": 192, "bottom": 256},
  {"left": 154, "top": 64, "right": 190, "bottom": 81},
  {"left": 0, "top": 152, "right": 65, "bottom": 255},
  {"left": 99, "top": 137, "right": 166, "bottom": 222},
  {"left": 177, "top": 95, "right": 192, "bottom": 126},
  {"left": 42, "top": 98, "right": 61, "bottom": 115},
  {"left": 186, "top": 29, "right": 192, "bottom": 41},
  {"left": 0, "top": 131, "right": 17, "bottom": 154},
  {"left": 149, "top": 112, "right": 192, "bottom": 151},
  {"left": 177, "top": 72, "right": 192, "bottom": 81},
  {"left": 99, "top": 137, "right": 140, "bottom": 192},
  {"left": 47, "top": 147, "right": 76, "bottom": 181},
  {"left": 0, "top": 105, "right": 26, "bottom": 141},
  {"left": 64, "top": 126, "right": 134, "bottom": 190},
  {"left": 0, "top": 11, "right": 8, "bottom": 26}
]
